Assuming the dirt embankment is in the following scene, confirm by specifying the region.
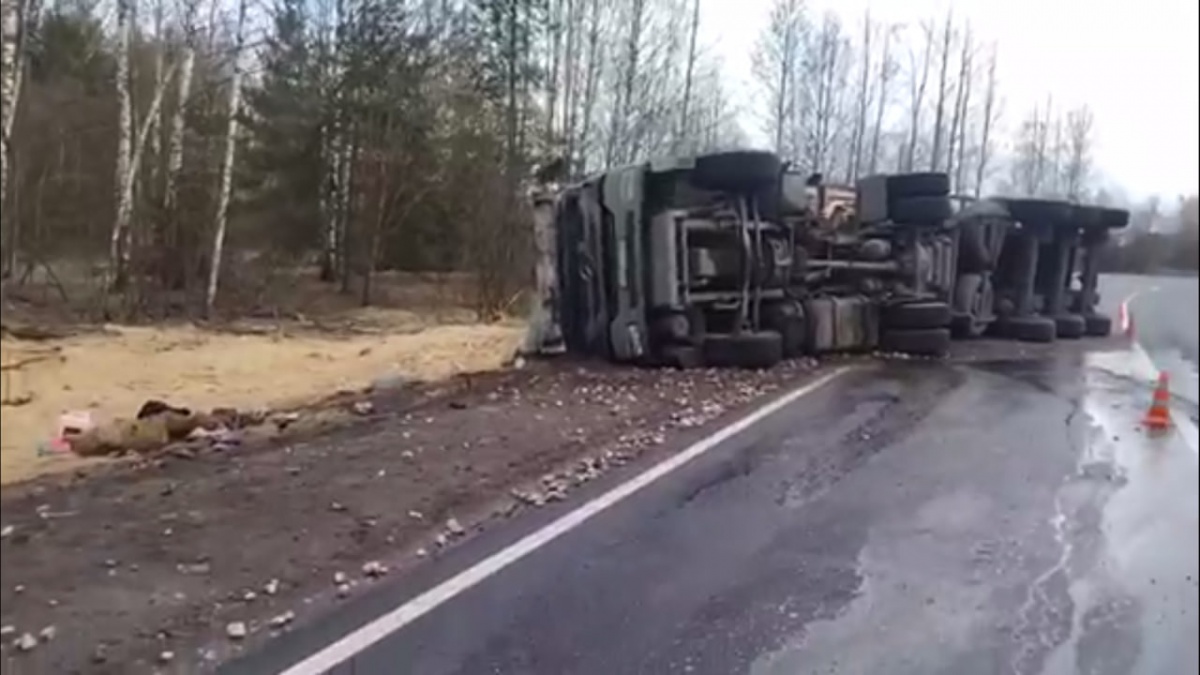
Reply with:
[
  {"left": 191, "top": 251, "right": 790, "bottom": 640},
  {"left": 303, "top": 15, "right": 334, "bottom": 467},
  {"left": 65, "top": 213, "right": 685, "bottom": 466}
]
[{"left": 0, "top": 313, "right": 526, "bottom": 485}]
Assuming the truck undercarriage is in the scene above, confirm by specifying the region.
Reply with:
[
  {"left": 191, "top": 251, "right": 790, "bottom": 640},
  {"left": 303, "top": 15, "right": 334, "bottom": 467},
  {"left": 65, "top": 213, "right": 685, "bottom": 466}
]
[{"left": 532, "top": 150, "right": 1129, "bottom": 368}]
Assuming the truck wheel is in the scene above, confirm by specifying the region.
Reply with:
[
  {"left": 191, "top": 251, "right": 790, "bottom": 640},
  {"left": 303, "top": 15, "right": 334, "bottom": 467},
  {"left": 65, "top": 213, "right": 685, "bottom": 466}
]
[
  {"left": 1084, "top": 314, "right": 1113, "bottom": 337},
  {"left": 999, "top": 198, "right": 1073, "bottom": 227},
  {"left": 879, "top": 328, "right": 952, "bottom": 357},
  {"left": 659, "top": 345, "right": 703, "bottom": 369},
  {"left": 889, "top": 196, "right": 953, "bottom": 224},
  {"left": 882, "top": 301, "right": 952, "bottom": 330},
  {"left": 702, "top": 332, "right": 784, "bottom": 369},
  {"left": 885, "top": 172, "right": 950, "bottom": 199},
  {"left": 1098, "top": 207, "right": 1131, "bottom": 230},
  {"left": 651, "top": 312, "right": 690, "bottom": 343},
  {"left": 1001, "top": 316, "right": 1057, "bottom": 343},
  {"left": 762, "top": 301, "right": 806, "bottom": 357},
  {"left": 1055, "top": 314, "right": 1086, "bottom": 339},
  {"left": 691, "top": 151, "right": 782, "bottom": 193}
]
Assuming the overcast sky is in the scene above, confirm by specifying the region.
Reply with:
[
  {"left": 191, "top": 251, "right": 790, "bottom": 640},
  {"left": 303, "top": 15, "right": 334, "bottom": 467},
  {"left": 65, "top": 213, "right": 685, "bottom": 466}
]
[{"left": 699, "top": 0, "right": 1199, "bottom": 203}]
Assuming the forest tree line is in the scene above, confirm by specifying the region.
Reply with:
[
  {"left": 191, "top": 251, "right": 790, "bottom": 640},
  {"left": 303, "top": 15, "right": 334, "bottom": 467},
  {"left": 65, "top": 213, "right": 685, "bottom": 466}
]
[{"left": 0, "top": 0, "right": 1192, "bottom": 322}]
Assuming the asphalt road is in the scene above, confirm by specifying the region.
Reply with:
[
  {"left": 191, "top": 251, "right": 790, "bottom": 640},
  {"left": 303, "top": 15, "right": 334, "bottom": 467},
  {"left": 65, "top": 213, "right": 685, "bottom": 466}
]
[
  {"left": 1099, "top": 274, "right": 1199, "bottom": 412},
  {"left": 226, "top": 339, "right": 1200, "bottom": 675}
]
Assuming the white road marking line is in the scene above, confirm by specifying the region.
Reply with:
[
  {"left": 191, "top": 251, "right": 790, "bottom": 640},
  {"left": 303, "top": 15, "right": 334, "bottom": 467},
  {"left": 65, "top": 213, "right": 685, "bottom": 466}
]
[
  {"left": 1120, "top": 292, "right": 1200, "bottom": 457},
  {"left": 280, "top": 366, "right": 854, "bottom": 675}
]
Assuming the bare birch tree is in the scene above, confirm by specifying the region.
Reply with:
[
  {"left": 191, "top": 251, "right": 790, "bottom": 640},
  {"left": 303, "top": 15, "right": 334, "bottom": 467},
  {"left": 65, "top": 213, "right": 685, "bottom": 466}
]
[
  {"left": 902, "top": 19, "right": 934, "bottom": 171},
  {"left": 205, "top": 0, "right": 247, "bottom": 314},
  {"left": 1061, "top": 105, "right": 1094, "bottom": 200},
  {"left": 972, "top": 45, "right": 999, "bottom": 196},
  {"left": 866, "top": 23, "right": 896, "bottom": 175},
  {"left": 109, "top": 0, "right": 134, "bottom": 290},
  {"left": 846, "top": 9, "right": 871, "bottom": 181},
  {"left": 928, "top": 9, "right": 953, "bottom": 171},
  {"left": 752, "top": 0, "right": 804, "bottom": 156},
  {"left": 947, "top": 24, "right": 973, "bottom": 192},
  {"left": 1, "top": 0, "right": 24, "bottom": 276}
]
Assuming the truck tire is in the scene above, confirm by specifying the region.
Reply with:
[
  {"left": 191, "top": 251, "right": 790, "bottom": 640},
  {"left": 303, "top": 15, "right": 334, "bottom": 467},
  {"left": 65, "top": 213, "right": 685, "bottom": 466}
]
[
  {"left": 882, "top": 301, "right": 953, "bottom": 330},
  {"left": 651, "top": 312, "right": 690, "bottom": 343},
  {"left": 1054, "top": 314, "right": 1086, "bottom": 339},
  {"left": 951, "top": 274, "right": 994, "bottom": 338},
  {"left": 762, "top": 301, "right": 806, "bottom": 357},
  {"left": 1001, "top": 316, "right": 1057, "bottom": 343},
  {"left": 879, "top": 328, "right": 952, "bottom": 357},
  {"left": 691, "top": 151, "right": 783, "bottom": 193},
  {"left": 999, "top": 198, "right": 1073, "bottom": 227},
  {"left": 1084, "top": 314, "right": 1113, "bottom": 337},
  {"left": 889, "top": 196, "right": 953, "bottom": 224},
  {"left": 702, "top": 331, "right": 784, "bottom": 369},
  {"left": 886, "top": 172, "right": 950, "bottom": 199},
  {"left": 1098, "top": 207, "right": 1131, "bottom": 230},
  {"left": 659, "top": 345, "right": 702, "bottom": 369}
]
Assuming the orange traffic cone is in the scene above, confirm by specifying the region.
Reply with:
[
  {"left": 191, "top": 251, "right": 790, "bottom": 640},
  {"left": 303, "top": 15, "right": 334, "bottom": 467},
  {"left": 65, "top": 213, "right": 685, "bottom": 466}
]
[{"left": 1143, "top": 372, "right": 1173, "bottom": 432}]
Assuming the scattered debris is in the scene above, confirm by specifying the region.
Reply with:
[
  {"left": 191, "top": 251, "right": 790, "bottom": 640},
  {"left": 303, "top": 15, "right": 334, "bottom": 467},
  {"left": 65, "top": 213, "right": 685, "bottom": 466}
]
[
  {"left": 159, "top": 650, "right": 175, "bottom": 663},
  {"left": 177, "top": 562, "right": 211, "bottom": 576},
  {"left": 242, "top": 590, "right": 257, "bottom": 602},
  {"left": 15, "top": 633, "right": 38, "bottom": 651},
  {"left": 362, "top": 561, "right": 388, "bottom": 578},
  {"left": 333, "top": 571, "right": 348, "bottom": 585},
  {"left": 329, "top": 501, "right": 347, "bottom": 512},
  {"left": 225, "top": 622, "right": 247, "bottom": 640},
  {"left": 351, "top": 401, "right": 374, "bottom": 416},
  {"left": 1, "top": 524, "right": 13, "bottom": 539},
  {"left": 268, "top": 611, "right": 295, "bottom": 629},
  {"left": 91, "top": 644, "right": 109, "bottom": 663},
  {"left": 407, "top": 510, "right": 424, "bottom": 520},
  {"left": 336, "top": 583, "right": 352, "bottom": 599},
  {"left": 0, "top": 625, "right": 15, "bottom": 637},
  {"left": 39, "top": 625, "right": 57, "bottom": 642},
  {"left": 446, "top": 517, "right": 465, "bottom": 536},
  {"left": 263, "top": 579, "right": 280, "bottom": 596}
]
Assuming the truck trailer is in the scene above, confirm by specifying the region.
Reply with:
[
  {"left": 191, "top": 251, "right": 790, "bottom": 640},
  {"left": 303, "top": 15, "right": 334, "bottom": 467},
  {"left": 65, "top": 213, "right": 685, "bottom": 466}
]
[{"left": 529, "top": 150, "right": 1129, "bottom": 368}]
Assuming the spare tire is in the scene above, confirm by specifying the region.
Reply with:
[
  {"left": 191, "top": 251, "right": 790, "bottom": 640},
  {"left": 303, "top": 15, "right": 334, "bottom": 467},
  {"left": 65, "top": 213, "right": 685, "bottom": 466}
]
[
  {"left": 882, "top": 301, "right": 953, "bottom": 329},
  {"left": 879, "top": 328, "right": 952, "bottom": 357},
  {"left": 886, "top": 172, "right": 951, "bottom": 199},
  {"left": 702, "top": 331, "right": 784, "bottom": 369},
  {"left": 1000, "top": 315, "right": 1057, "bottom": 343},
  {"left": 691, "top": 151, "right": 783, "bottom": 193},
  {"left": 889, "top": 196, "right": 953, "bottom": 224}
]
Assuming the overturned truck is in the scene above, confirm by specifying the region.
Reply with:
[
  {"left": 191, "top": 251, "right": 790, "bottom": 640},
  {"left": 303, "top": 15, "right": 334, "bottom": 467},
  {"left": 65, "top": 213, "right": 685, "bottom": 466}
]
[{"left": 531, "top": 150, "right": 1129, "bottom": 368}]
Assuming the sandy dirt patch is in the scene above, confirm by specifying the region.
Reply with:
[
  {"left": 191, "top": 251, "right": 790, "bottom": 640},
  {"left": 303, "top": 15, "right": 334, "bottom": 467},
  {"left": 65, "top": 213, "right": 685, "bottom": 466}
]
[{"left": 0, "top": 313, "right": 525, "bottom": 484}]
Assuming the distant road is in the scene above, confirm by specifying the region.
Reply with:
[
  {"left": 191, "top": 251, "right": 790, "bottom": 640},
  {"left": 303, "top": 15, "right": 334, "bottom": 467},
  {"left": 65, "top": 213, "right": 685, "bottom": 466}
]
[{"left": 1099, "top": 273, "right": 1199, "bottom": 411}]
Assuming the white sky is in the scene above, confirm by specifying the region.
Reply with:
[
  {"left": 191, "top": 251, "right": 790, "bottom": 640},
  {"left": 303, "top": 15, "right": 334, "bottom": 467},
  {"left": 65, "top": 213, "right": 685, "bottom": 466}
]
[{"left": 700, "top": 0, "right": 1200, "bottom": 202}]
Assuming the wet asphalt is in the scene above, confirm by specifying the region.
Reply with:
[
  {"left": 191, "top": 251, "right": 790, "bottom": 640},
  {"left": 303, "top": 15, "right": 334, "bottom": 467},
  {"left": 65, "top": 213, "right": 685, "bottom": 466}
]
[
  {"left": 227, "top": 327, "right": 1199, "bottom": 675},
  {"left": 1099, "top": 274, "right": 1200, "bottom": 415}
]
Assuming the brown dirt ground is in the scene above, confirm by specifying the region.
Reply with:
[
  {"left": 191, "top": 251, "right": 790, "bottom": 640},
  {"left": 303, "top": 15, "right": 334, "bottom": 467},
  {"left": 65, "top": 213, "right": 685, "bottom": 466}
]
[
  {"left": 0, "top": 355, "right": 825, "bottom": 673},
  {"left": 0, "top": 336, "right": 1124, "bottom": 674},
  {"left": 0, "top": 313, "right": 526, "bottom": 485}
]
